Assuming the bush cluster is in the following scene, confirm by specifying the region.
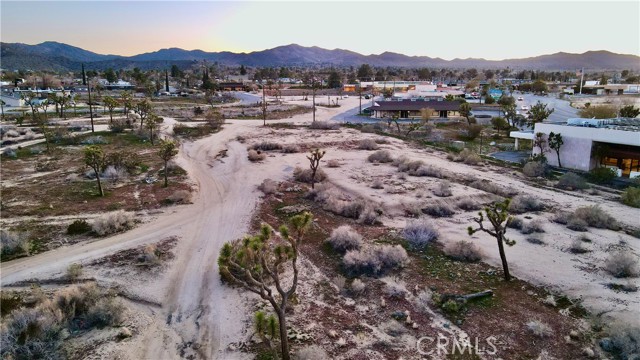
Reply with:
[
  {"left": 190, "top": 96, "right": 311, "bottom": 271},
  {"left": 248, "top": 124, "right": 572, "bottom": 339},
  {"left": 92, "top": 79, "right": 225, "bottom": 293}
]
[
  {"left": 402, "top": 220, "right": 439, "bottom": 250},
  {"left": 556, "top": 172, "right": 589, "bottom": 190},
  {"left": 293, "top": 167, "right": 327, "bottom": 184},
  {"left": 343, "top": 245, "right": 408, "bottom": 275},
  {"left": 572, "top": 205, "right": 618, "bottom": 230},
  {"left": 92, "top": 211, "right": 135, "bottom": 236},
  {"left": 523, "top": 161, "right": 547, "bottom": 177},
  {"left": 367, "top": 150, "right": 393, "bottom": 163},
  {"left": 621, "top": 187, "right": 640, "bottom": 208},
  {"left": 588, "top": 167, "right": 617, "bottom": 184},
  {"left": 469, "top": 179, "right": 518, "bottom": 197},
  {"left": 67, "top": 219, "right": 92, "bottom": 235},
  {"left": 444, "top": 240, "right": 483, "bottom": 262},
  {"left": 0, "top": 230, "right": 29, "bottom": 259},
  {"left": 409, "top": 165, "right": 444, "bottom": 178},
  {"left": 508, "top": 195, "right": 545, "bottom": 214},
  {"left": 358, "top": 139, "right": 379, "bottom": 150},
  {"left": 251, "top": 141, "right": 282, "bottom": 151},
  {"left": 432, "top": 181, "right": 452, "bottom": 197},
  {"left": 326, "top": 225, "right": 363, "bottom": 253},
  {"left": 422, "top": 203, "right": 456, "bottom": 218},
  {"left": 604, "top": 251, "right": 640, "bottom": 278}
]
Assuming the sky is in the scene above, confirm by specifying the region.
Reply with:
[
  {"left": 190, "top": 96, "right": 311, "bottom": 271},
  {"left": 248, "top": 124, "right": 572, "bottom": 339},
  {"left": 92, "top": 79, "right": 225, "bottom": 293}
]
[{"left": 1, "top": 1, "right": 639, "bottom": 60}]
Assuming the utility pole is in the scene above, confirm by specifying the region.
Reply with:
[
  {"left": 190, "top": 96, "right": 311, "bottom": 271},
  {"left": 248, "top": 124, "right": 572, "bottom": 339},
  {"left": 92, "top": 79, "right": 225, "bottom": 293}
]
[
  {"left": 579, "top": 67, "right": 584, "bottom": 95},
  {"left": 358, "top": 80, "right": 362, "bottom": 115},
  {"left": 87, "top": 77, "right": 95, "bottom": 133},
  {"left": 262, "top": 81, "right": 267, "bottom": 126},
  {"left": 312, "top": 76, "right": 317, "bottom": 122}
]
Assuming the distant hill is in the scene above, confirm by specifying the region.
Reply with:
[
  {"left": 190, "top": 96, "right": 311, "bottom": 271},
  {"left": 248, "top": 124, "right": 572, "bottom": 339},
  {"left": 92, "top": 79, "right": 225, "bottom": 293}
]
[{"left": 1, "top": 42, "right": 638, "bottom": 72}]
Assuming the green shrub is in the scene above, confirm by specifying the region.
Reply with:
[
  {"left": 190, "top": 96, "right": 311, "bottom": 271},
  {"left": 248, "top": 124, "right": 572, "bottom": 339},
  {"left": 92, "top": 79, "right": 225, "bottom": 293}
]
[
  {"left": 573, "top": 205, "right": 618, "bottom": 230},
  {"left": 556, "top": 172, "right": 589, "bottom": 190},
  {"left": 621, "top": 187, "right": 640, "bottom": 208},
  {"left": 67, "top": 219, "right": 92, "bottom": 235},
  {"left": 588, "top": 167, "right": 617, "bottom": 184}
]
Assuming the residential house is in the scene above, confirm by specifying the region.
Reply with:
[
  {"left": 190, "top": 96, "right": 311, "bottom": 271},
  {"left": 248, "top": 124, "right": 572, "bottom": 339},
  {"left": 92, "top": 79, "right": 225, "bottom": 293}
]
[{"left": 371, "top": 99, "right": 461, "bottom": 119}]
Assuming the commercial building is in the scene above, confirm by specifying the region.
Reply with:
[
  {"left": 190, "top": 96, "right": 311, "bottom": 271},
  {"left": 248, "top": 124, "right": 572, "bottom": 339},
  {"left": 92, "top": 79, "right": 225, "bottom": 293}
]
[{"left": 370, "top": 99, "right": 461, "bottom": 119}]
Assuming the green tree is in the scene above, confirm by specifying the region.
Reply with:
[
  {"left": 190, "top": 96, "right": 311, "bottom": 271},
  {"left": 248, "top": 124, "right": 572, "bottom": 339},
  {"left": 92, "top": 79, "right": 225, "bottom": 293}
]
[
  {"left": 103, "top": 96, "right": 118, "bottom": 123},
  {"left": 468, "top": 199, "right": 515, "bottom": 281},
  {"left": 133, "top": 98, "right": 152, "bottom": 128},
  {"left": 239, "top": 65, "right": 247, "bottom": 75},
  {"left": 531, "top": 79, "right": 548, "bottom": 94},
  {"left": 103, "top": 68, "right": 117, "bottom": 83},
  {"left": 484, "top": 95, "right": 495, "bottom": 104},
  {"left": 327, "top": 70, "right": 341, "bottom": 89},
  {"left": 491, "top": 116, "right": 510, "bottom": 137},
  {"left": 502, "top": 103, "right": 517, "bottom": 127},
  {"left": 170, "top": 64, "right": 183, "bottom": 78},
  {"left": 357, "top": 64, "right": 373, "bottom": 80},
  {"left": 459, "top": 102, "right": 473, "bottom": 125},
  {"left": 548, "top": 132, "right": 564, "bottom": 168},
  {"left": 20, "top": 91, "right": 39, "bottom": 121},
  {"left": 218, "top": 212, "right": 314, "bottom": 360},
  {"left": 527, "top": 101, "right": 554, "bottom": 127},
  {"left": 619, "top": 105, "right": 640, "bottom": 118},
  {"left": 84, "top": 145, "right": 106, "bottom": 196},
  {"left": 145, "top": 115, "right": 161, "bottom": 145},
  {"left": 158, "top": 140, "right": 178, "bottom": 187}
]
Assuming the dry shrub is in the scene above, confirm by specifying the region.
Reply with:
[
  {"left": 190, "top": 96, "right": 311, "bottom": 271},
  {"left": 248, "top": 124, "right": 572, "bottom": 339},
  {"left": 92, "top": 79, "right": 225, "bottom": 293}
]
[
  {"left": 66, "top": 263, "right": 83, "bottom": 280},
  {"left": 296, "top": 345, "right": 329, "bottom": 360},
  {"left": 251, "top": 141, "right": 282, "bottom": 151},
  {"left": 556, "top": 172, "right": 589, "bottom": 190},
  {"left": 167, "top": 189, "right": 191, "bottom": 204},
  {"left": 459, "top": 148, "right": 481, "bottom": 165},
  {"left": 621, "top": 187, "right": 640, "bottom": 208},
  {"left": 552, "top": 211, "right": 571, "bottom": 225},
  {"left": 422, "top": 203, "right": 455, "bottom": 218},
  {"left": 605, "top": 252, "right": 640, "bottom": 278},
  {"left": 102, "top": 165, "right": 127, "bottom": 183},
  {"left": 603, "top": 321, "right": 640, "bottom": 359},
  {"left": 309, "top": 121, "right": 340, "bottom": 130},
  {"left": 569, "top": 238, "right": 590, "bottom": 254},
  {"left": 402, "top": 220, "right": 439, "bottom": 249},
  {"left": 507, "top": 217, "right": 524, "bottom": 230},
  {"left": 383, "top": 278, "right": 408, "bottom": 298},
  {"left": 409, "top": 165, "right": 444, "bottom": 178},
  {"left": 258, "top": 179, "right": 278, "bottom": 195},
  {"left": 309, "top": 184, "right": 379, "bottom": 224},
  {"left": 444, "top": 240, "right": 483, "bottom": 262},
  {"left": 0, "top": 230, "right": 29, "bottom": 259},
  {"left": 281, "top": 144, "right": 300, "bottom": 153},
  {"left": 523, "top": 161, "right": 547, "bottom": 177},
  {"left": 457, "top": 198, "right": 481, "bottom": 211},
  {"left": 567, "top": 218, "right": 588, "bottom": 232},
  {"left": 358, "top": 139, "right": 379, "bottom": 150},
  {"left": 371, "top": 179, "right": 384, "bottom": 189},
  {"left": 508, "top": 195, "right": 545, "bottom": 214},
  {"left": 326, "top": 225, "right": 363, "bottom": 253},
  {"left": 327, "top": 159, "right": 340, "bottom": 168},
  {"left": 247, "top": 149, "right": 266, "bottom": 162},
  {"left": 350, "top": 279, "right": 366, "bottom": 295},
  {"left": 393, "top": 155, "right": 424, "bottom": 172},
  {"left": 526, "top": 234, "right": 545, "bottom": 245},
  {"left": 433, "top": 181, "right": 452, "bottom": 197},
  {"left": 572, "top": 205, "right": 618, "bottom": 230},
  {"left": 293, "top": 167, "right": 327, "bottom": 184},
  {"left": 367, "top": 150, "right": 393, "bottom": 163},
  {"left": 469, "top": 179, "right": 518, "bottom": 197},
  {"left": 526, "top": 320, "right": 553, "bottom": 337},
  {"left": 139, "top": 244, "right": 160, "bottom": 265},
  {"left": 343, "top": 245, "right": 408, "bottom": 276},
  {"left": 520, "top": 219, "right": 545, "bottom": 234},
  {"left": 92, "top": 210, "right": 135, "bottom": 236},
  {"left": 382, "top": 320, "right": 407, "bottom": 337}
]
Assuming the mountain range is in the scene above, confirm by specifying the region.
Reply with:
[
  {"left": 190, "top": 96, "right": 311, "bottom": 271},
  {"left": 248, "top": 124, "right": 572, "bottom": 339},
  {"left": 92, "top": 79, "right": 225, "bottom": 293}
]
[{"left": 2, "top": 41, "right": 639, "bottom": 72}]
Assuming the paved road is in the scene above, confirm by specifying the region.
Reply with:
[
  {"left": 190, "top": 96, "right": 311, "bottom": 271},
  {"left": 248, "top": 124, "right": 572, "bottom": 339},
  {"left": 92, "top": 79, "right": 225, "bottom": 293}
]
[
  {"left": 518, "top": 92, "right": 578, "bottom": 123},
  {"left": 229, "top": 91, "right": 261, "bottom": 106},
  {"left": 331, "top": 95, "right": 383, "bottom": 123}
]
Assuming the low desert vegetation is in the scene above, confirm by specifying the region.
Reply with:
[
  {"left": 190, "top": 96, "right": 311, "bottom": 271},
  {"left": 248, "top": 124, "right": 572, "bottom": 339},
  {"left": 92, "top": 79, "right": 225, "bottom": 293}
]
[
  {"left": 508, "top": 195, "right": 545, "bottom": 214},
  {"left": 350, "top": 278, "right": 366, "bottom": 296},
  {"left": 343, "top": 244, "right": 408, "bottom": 276},
  {"left": 367, "top": 150, "right": 393, "bottom": 163},
  {"left": 248, "top": 149, "right": 267, "bottom": 162},
  {"left": 91, "top": 210, "right": 135, "bottom": 236},
  {"left": 281, "top": 144, "right": 300, "bottom": 153},
  {"left": 526, "top": 319, "right": 553, "bottom": 337},
  {"left": 371, "top": 179, "right": 384, "bottom": 189},
  {"left": 456, "top": 198, "right": 481, "bottom": 211},
  {"left": 432, "top": 181, "right": 452, "bottom": 197},
  {"left": 0, "top": 230, "right": 29, "bottom": 260},
  {"left": 402, "top": 220, "right": 439, "bottom": 250},
  {"left": 506, "top": 216, "right": 524, "bottom": 230},
  {"left": 67, "top": 219, "right": 92, "bottom": 235},
  {"left": 455, "top": 148, "right": 482, "bottom": 165},
  {"left": 601, "top": 321, "right": 640, "bottom": 360},
  {"left": 66, "top": 263, "right": 83, "bottom": 281},
  {"left": 409, "top": 165, "right": 444, "bottom": 178},
  {"left": 444, "top": 240, "right": 483, "bottom": 262},
  {"left": 422, "top": 203, "right": 455, "bottom": 217},
  {"left": 569, "top": 238, "right": 590, "bottom": 254},
  {"left": 520, "top": 219, "right": 545, "bottom": 234},
  {"left": 251, "top": 141, "right": 282, "bottom": 151},
  {"left": 621, "top": 187, "right": 640, "bottom": 208},
  {"left": 571, "top": 205, "right": 619, "bottom": 230},
  {"left": 393, "top": 155, "right": 424, "bottom": 173},
  {"left": 469, "top": 179, "right": 518, "bottom": 197},
  {"left": 556, "top": 172, "right": 589, "bottom": 190},
  {"left": 307, "top": 184, "right": 380, "bottom": 224},
  {"left": 383, "top": 277, "right": 409, "bottom": 299},
  {"left": 604, "top": 251, "right": 640, "bottom": 278},
  {"left": 293, "top": 167, "right": 327, "bottom": 184},
  {"left": 166, "top": 189, "right": 191, "bottom": 204},
  {"left": 258, "top": 179, "right": 279, "bottom": 195},
  {"left": 326, "top": 159, "right": 340, "bottom": 168},
  {"left": 588, "top": 167, "right": 617, "bottom": 184},
  {"left": 308, "top": 121, "right": 340, "bottom": 130},
  {"left": 526, "top": 234, "right": 546, "bottom": 245},
  {"left": 295, "top": 345, "right": 329, "bottom": 360},
  {"left": 523, "top": 161, "right": 547, "bottom": 178},
  {"left": 357, "top": 139, "right": 379, "bottom": 150},
  {"left": 325, "top": 225, "right": 363, "bottom": 253}
]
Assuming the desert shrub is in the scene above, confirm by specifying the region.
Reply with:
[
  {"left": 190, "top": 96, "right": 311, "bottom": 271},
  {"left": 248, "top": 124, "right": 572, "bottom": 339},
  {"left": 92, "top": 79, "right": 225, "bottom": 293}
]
[
  {"left": 247, "top": 149, "right": 266, "bottom": 162},
  {"left": 588, "top": 167, "right": 617, "bottom": 184},
  {"left": 358, "top": 139, "right": 379, "bottom": 150},
  {"left": 520, "top": 219, "right": 545, "bottom": 234},
  {"left": 138, "top": 244, "right": 160, "bottom": 265},
  {"left": 414, "top": 289, "right": 434, "bottom": 311},
  {"left": 383, "top": 278, "right": 408, "bottom": 298},
  {"left": 326, "top": 159, "right": 340, "bottom": 168},
  {"left": 526, "top": 234, "right": 545, "bottom": 245},
  {"left": 258, "top": 179, "right": 278, "bottom": 195},
  {"left": 621, "top": 187, "right": 640, "bottom": 208},
  {"left": 3, "top": 148, "right": 17, "bottom": 158},
  {"left": 572, "top": 205, "right": 618, "bottom": 230},
  {"left": 409, "top": 165, "right": 444, "bottom": 178},
  {"left": 371, "top": 179, "right": 384, "bottom": 189},
  {"left": 167, "top": 189, "right": 191, "bottom": 204},
  {"left": 552, "top": 211, "right": 571, "bottom": 225},
  {"left": 91, "top": 210, "right": 135, "bottom": 236},
  {"left": 109, "top": 118, "right": 127, "bottom": 133},
  {"left": 508, "top": 195, "right": 545, "bottom": 214},
  {"left": 381, "top": 320, "right": 407, "bottom": 337},
  {"left": 81, "top": 136, "right": 107, "bottom": 145},
  {"left": 402, "top": 220, "right": 439, "bottom": 249},
  {"left": 367, "top": 150, "right": 393, "bottom": 163},
  {"left": 605, "top": 252, "right": 640, "bottom": 278},
  {"left": 459, "top": 148, "right": 482, "bottom": 165},
  {"left": 0, "top": 230, "right": 29, "bottom": 259},
  {"left": 556, "top": 172, "right": 589, "bottom": 190},
  {"left": 567, "top": 218, "right": 588, "bottom": 232},
  {"left": 457, "top": 198, "right": 481, "bottom": 211},
  {"left": 527, "top": 320, "right": 553, "bottom": 337},
  {"left": 350, "top": 279, "right": 366, "bottom": 295},
  {"left": 444, "top": 240, "right": 483, "bottom": 262},
  {"left": 343, "top": 245, "right": 408, "bottom": 276},
  {"left": 326, "top": 225, "right": 363, "bottom": 253},
  {"left": 506, "top": 217, "right": 524, "bottom": 230},
  {"left": 604, "top": 321, "right": 640, "bottom": 359},
  {"left": 293, "top": 167, "right": 327, "bottom": 183},
  {"left": 309, "top": 121, "right": 340, "bottom": 130},
  {"left": 0, "top": 306, "right": 63, "bottom": 359},
  {"left": 66, "top": 263, "right": 83, "bottom": 281},
  {"left": 433, "top": 181, "right": 452, "bottom": 197},
  {"left": 281, "top": 144, "right": 300, "bottom": 153},
  {"left": 251, "top": 141, "right": 282, "bottom": 151},
  {"left": 422, "top": 203, "right": 455, "bottom": 218},
  {"left": 457, "top": 124, "right": 483, "bottom": 141},
  {"left": 469, "top": 179, "right": 518, "bottom": 197},
  {"left": 393, "top": 155, "right": 424, "bottom": 172},
  {"left": 295, "top": 345, "right": 329, "bottom": 360},
  {"left": 569, "top": 238, "right": 590, "bottom": 254},
  {"left": 67, "top": 219, "right": 91, "bottom": 235},
  {"left": 102, "top": 165, "right": 128, "bottom": 183},
  {"left": 358, "top": 204, "right": 380, "bottom": 225},
  {"left": 523, "top": 161, "right": 547, "bottom": 177}
]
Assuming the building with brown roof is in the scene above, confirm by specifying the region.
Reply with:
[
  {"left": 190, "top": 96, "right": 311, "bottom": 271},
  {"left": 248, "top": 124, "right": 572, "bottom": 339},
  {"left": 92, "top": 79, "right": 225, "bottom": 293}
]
[{"left": 370, "top": 99, "right": 461, "bottom": 119}]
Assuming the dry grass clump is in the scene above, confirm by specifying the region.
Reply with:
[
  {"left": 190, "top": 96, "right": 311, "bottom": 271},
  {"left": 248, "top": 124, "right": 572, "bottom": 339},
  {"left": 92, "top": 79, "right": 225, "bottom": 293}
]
[
  {"left": 569, "top": 238, "right": 590, "bottom": 254},
  {"left": 66, "top": 263, "right": 83, "bottom": 281},
  {"left": 422, "top": 203, "right": 455, "bottom": 218},
  {"left": 508, "top": 195, "right": 545, "bottom": 214},
  {"left": 572, "top": 205, "right": 619, "bottom": 230},
  {"left": 444, "top": 240, "right": 483, "bottom": 262},
  {"left": 393, "top": 155, "right": 424, "bottom": 173},
  {"left": 326, "top": 159, "right": 340, "bottom": 168},
  {"left": 326, "top": 225, "right": 363, "bottom": 253},
  {"left": 383, "top": 278, "right": 408, "bottom": 298},
  {"left": 350, "top": 279, "right": 366, "bottom": 295},
  {"left": 458, "top": 148, "right": 482, "bottom": 165},
  {"left": 604, "top": 251, "right": 640, "bottom": 278},
  {"left": 343, "top": 245, "right": 408, "bottom": 276},
  {"left": 402, "top": 220, "right": 439, "bottom": 249},
  {"left": 603, "top": 321, "right": 640, "bottom": 359},
  {"left": 526, "top": 320, "right": 553, "bottom": 337},
  {"left": 567, "top": 218, "right": 588, "bottom": 232},
  {"left": 295, "top": 345, "right": 329, "bottom": 360},
  {"left": 0, "top": 230, "right": 29, "bottom": 259},
  {"left": 506, "top": 217, "right": 524, "bottom": 230},
  {"left": 247, "top": 149, "right": 266, "bottom": 162},
  {"left": 409, "top": 165, "right": 444, "bottom": 178},
  {"left": 552, "top": 211, "right": 571, "bottom": 225},
  {"left": 469, "top": 179, "right": 518, "bottom": 197},
  {"left": 556, "top": 172, "right": 589, "bottom": 190},
  {"left": 621, "top": 187, "right": 640, "bottom": 208},
  {"left": 433, "top": 181, "right": 452, "bottom": 197},
  {"left": 457, "top": 198, "right": 481, "bottom": 211},
  {"left": 523, "top": 161, "right": 547, "bottom": 177},
  {"left": 251, "top": 141, "right": 282, "bottom": 151},
  {"left": 91, "top": 210, "right": 135, "bottom": 236},
  {"left": 293, "top": 167, "right": 327, "bottom": 184},
  {"left": 307, "top": 184, "right": 380, "bottom": 224},
  {"left": 281, "top": 144, "right": 300, "bottom": 153},
  {"left": 309, "top": 121, "right": 340, "bottom": 130},
  {"left": 520, "top": 219, "right": 545, "bottom": 234},
  {"left": 371, "top": 179, "right": 384, "bottom": 189},
  {"left": 258, "top": 179, "right": 279, "bottom": 195},
  {"left": 167, "top": 189, "right": 191, "bottom": 204},
  {"left": 358, "top": 139, "right": 379, "bottom": 150},
  {"left": 367, "top": 150, "right": 393, "bottom": 163}
]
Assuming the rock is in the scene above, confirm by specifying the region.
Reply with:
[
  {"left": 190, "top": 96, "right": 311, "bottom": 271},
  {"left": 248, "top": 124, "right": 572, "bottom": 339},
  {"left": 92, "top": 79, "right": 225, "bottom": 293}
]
[
  {"left": 582, "top": 347, "right": 595, "bottom": 358},
  {"left": 380, "top": 298, "right": 386, "bottom": 308},
  {"left": 118, "top": 327, "right": 132, "bottom": 339},
  {"left": 599, "top": 337, "right": 613, "bottom": 352},
  {"left": 412, "top": 322, "right": 419, "bottom": 329},
  {"left": 60, "top": 329, "right": 71, "bottom": 340},
  {"left": 564, "top": 335, "right": 572, "bottom": 343},
  {"left": 405, "top": 315, "right": 412, "bottom": 324},
  {"left": 328, "top": 330, "right": 337, "bottom": 338},
  {"left": 569, "top": 330, "right": 580, "bottom": 339},
  {"left": 391, "top": 311, "right": 407, "bottom": 321}
]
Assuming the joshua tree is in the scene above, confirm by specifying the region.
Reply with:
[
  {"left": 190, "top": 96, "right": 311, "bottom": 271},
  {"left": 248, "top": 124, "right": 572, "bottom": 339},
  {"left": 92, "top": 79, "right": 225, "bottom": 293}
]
[
  {"left": 120, "top": 91, "right": 132, "bottom": 119},
  {"left": 527, "top": 101, "right": 554, "bottom": 127},
  {"left": 218, "top": 212, "right": 314, "bottom": 360},
  {"left": 103, "top": 96, "right": 118, "bottom": 123},
  {"left": 158, "top": 140, "right": 178, "bottom": 187},
  {"left": 306, "top": 148, "right": 326, "bottom": 189},
  {"left": 145, "top": 115, "right": 161, "bottom": 145},
  {"left": 459, "top": 102, "right": 473, "bottom": 125},
  {"left": 84, "top": 145, "right": 106, "bottom": 196},
  {"left": 468, "top": 199, "right": 515, "bottom": 281},
  {"left": 20, "top": 91, "right": 39, "bottom": 121},
  {"left": 533, "top": 132, "right": 547, "bottom": 159},
  {"left": 547, "top": 132, "right": 564, "bottom": 168},
  {"left": 134, "top": 98, "right": 152, "bottom": 128}
]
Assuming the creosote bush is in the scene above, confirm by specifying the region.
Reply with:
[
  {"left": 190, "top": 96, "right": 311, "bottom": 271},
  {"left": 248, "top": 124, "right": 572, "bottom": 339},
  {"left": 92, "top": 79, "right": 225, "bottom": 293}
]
[
  {"left": 371, "top": 179, "right": 384, "bottom": 189},
  {"left": 604, "top": 251, "right": 640, "bottom": 278},
  {"left": 556, "top": 172, "right": 589, "bottom": 190},
  {"left": 444, "top": 240, "right": 483, "bottom": 262},
  {"left": 309, "top": 121, "right": 340, "bottom": 130},
  {"left": 358, "top": 139, "right": 379, "bottom": 150},
  {"left": 258, "top": 179, "right": 278, "bottom": 195},
  {"left": 508, "top": 195, "right": 545, "bottom": 214},
  {"left": 251, "top": 141, "right": 282, "bottom": 151},
  {"left": 520, "top": 219, "right": 545, "bottom": 234},
  {"left": 621, "top": 187, "right": 640, "bottom": 208},
  {"left": 572, "top": 205, "right": 619, "bottom": 230},
  {"left": 402, "top": 220, "right": 439, "bottom": 250},
  {"left": 307, "top": 184, "right": 379, "bottom": 224},
  {"left": 383, "top": 278, "right": 408, "bottom": 298},
  {"left": 281, "top": 144, "right": 300, "bottom": 153},
  {"left": 393, "top": 155, "right": 424, "bottom": 173},
  {"left": 458, "top": 148, "right": 482, "bottom": 165},
  {"left": 433, "top": 181, "right": 452, "bottom": 197},
  {"left": 67, "top": 219, "right": 92, "bottom": 235},
  {"left": 326, "top": 225, "right": 363, "bottom": 253},
  {"left": 457, "top": 198, "right": 481, "bottom": 211},
  {"left": 367, "top": 150, "right": 393, "bottom": 163},
  {"left": 0, "top": 230, "right": 29, "bottom": 259},
  {"left": 567, "top": 218, "right": 588, "bottom": 232},
  {"left": 343, "top": 245, "right": 408, "bottom": 276},
  {"left": 523, "top": 161, "right": 547, "bottom": 178},
  {"left": 410, "top": 165, "right": 444, "bottom": 178},
  {"left": 469, "top": 179, "right": 518, "bottom": 197},
  {"left": 326, "top": 159, "right": 340, "bottom": 168},
  {"left": 91, "top": 210, "right": 135, "bottom": 236},
  {"left": 422, "top": 203, "right": 455, "bottom": 218},
  {"left": 66, "top": 263, "right": 83, "bottom": 281},
  {"left": 247, "top": 149, "right": 266, "bottom": 162},
  {"left": 506, "top": 217, "right": 524, "bottom": 230},
  {"left": 526, "top": 320, "right": 553, "bottom": 337},
  {"left": 293, "top": 167, "right": 327, "bottom": 184}
]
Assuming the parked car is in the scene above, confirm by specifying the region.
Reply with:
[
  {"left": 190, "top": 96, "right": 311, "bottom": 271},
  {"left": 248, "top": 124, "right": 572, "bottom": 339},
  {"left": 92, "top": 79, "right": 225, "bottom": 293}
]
[
  {"left": 517, "top": 97, "right": 524, "bottom": 101},
  {"left": 521, "top": 105, "right": 529, "bottom": 111},
  {"left": 364, "top": 94, "right": 370, "bottom": 99}
]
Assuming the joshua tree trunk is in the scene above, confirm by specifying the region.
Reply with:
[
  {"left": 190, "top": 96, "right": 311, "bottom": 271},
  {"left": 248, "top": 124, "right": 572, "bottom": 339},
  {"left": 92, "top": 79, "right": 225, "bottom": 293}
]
[
  {"left": 95, "top": 172, "right": 104, "bottom": 197},
  {"left": 277, "top": 310, "right": 290, "bottom": 360},
  {"left": 497, "top": 234, "right": 510, "bottom": 281},
  {"left": 555, "top": 150, "right": 562, "bottom": 168},
  {"left": 164, "top": 160, "right": 169, "bottom": 187}
]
